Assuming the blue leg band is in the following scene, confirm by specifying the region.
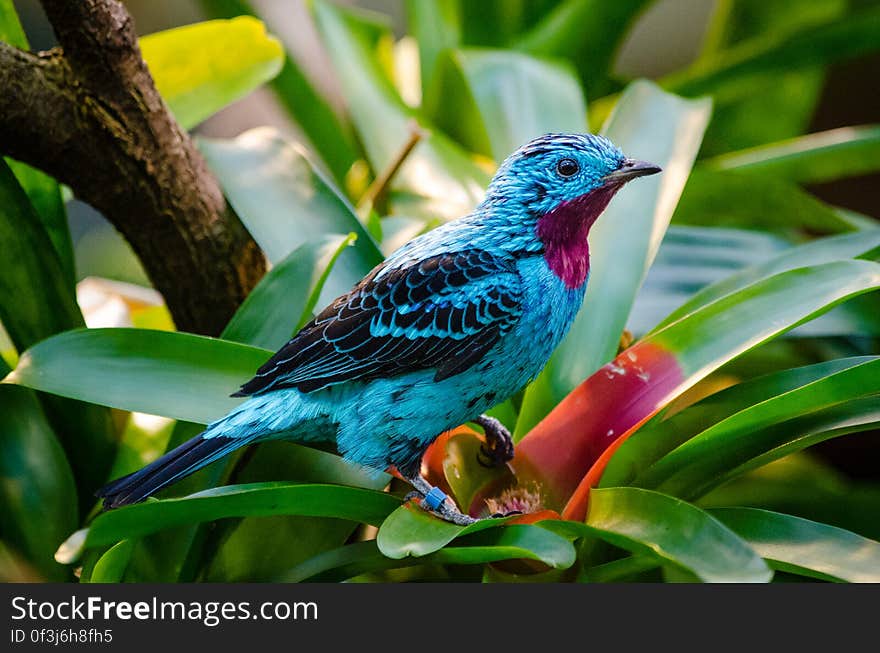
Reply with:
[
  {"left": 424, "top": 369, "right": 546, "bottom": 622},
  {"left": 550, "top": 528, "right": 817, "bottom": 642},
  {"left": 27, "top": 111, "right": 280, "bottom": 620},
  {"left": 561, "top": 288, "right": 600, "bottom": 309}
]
[{"left": 423, "top": 486, "right": 448, "bottom": 511}]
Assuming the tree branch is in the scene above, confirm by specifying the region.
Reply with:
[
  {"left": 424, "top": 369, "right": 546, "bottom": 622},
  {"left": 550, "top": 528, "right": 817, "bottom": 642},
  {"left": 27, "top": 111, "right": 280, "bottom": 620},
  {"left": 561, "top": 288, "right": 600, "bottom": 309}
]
[{"left": 0, "top": 0, "right": 266, "bottom": 335}]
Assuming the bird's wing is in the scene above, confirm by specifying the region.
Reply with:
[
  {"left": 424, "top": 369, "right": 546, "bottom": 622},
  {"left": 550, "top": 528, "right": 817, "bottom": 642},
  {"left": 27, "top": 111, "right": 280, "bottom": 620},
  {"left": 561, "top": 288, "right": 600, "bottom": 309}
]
[{"left": 233, "top": 249, "right": 523, "bottom": 395}]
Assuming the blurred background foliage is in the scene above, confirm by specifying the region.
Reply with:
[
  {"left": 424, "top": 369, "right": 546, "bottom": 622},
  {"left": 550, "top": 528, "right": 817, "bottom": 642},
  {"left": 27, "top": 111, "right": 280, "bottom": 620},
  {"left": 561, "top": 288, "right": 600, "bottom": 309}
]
[{"left": 1, "top": 0, "right": 880, "bottom": 582}]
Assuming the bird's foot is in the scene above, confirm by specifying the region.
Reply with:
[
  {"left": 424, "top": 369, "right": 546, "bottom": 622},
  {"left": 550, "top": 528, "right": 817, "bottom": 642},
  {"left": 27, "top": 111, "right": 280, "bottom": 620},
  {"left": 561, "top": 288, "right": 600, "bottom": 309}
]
[
  {"left": 473, "top": 414, "right": 515, "bottom": 468},
  {"left": 404, "top": 478, "right": 476, "bottom": 526}
]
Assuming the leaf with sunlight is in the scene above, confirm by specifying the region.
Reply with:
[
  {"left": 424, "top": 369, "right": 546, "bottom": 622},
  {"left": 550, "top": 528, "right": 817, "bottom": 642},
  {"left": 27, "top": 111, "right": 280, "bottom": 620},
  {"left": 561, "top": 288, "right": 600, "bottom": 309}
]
[{"left": 140, "top": 17, "right": 284, "bottom": 130}]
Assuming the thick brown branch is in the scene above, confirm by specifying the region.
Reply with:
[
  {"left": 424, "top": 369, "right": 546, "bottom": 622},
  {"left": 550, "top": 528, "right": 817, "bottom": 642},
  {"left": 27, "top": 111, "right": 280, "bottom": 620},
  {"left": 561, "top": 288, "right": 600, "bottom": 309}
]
[{"left": 0, "top": 0, "right": 266, "bottom": 335}]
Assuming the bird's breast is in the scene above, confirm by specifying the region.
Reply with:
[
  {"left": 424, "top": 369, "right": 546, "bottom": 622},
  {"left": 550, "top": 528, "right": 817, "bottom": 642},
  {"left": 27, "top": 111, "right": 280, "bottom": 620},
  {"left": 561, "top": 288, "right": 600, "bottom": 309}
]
[{"left": 487, "top": 255, "right": 587, "bottom": 392}]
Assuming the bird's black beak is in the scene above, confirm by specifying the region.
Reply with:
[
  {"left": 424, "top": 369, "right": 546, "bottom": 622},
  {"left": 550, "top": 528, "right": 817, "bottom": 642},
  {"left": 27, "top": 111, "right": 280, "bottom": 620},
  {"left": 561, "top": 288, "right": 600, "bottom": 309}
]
[{"left": 603, "top": 158, "right": 662, "bottom": 184}]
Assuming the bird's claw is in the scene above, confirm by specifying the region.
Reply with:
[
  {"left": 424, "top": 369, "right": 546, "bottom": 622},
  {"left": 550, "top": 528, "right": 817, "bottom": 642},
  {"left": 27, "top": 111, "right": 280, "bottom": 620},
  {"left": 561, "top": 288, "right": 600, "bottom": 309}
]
[
  {"left": 489, "top": 509, "right": 523, "bottom": 519},
  {"left": 474, "top": 414, "right": 515, "bottom": 468}
]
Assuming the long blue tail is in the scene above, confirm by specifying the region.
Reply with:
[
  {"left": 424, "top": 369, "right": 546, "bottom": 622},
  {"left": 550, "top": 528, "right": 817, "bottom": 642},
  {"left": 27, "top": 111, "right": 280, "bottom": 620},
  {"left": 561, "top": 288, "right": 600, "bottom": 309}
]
[{"left": 96, "top": 433, "right": 251, "bottom": 510}]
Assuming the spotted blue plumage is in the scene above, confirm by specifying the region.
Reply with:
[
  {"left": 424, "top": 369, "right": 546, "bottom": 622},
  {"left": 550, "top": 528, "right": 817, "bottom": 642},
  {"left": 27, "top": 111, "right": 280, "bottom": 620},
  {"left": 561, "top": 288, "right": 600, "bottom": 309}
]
[{"left": 97, "top": 133, "right": 660, "bottom": 511}]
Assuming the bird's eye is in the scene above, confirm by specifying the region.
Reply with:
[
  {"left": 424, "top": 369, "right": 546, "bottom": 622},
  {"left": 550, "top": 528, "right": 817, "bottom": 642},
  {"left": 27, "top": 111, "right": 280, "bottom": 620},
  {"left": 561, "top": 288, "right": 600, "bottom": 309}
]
[{"left": 556, "top": 158, "right": 579, "bottom": 178}]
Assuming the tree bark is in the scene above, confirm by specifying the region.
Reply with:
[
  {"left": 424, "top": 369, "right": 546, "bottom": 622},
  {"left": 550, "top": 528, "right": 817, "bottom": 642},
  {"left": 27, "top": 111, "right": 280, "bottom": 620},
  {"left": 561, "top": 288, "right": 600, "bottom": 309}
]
[{"left": 0, "top": 0, "right": 266, "bottom": 335}]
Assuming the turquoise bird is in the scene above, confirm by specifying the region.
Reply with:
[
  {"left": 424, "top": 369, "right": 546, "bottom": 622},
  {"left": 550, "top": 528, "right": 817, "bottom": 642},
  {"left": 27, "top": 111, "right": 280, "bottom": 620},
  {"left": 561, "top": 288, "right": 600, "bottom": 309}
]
[{"left": 98, "top": 133, "right": 660, "bottom": 524}]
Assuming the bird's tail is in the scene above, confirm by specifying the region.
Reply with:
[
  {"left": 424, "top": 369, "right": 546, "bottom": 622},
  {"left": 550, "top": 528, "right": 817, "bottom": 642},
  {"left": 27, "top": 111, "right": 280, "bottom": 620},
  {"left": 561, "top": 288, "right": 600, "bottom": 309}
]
[
  {"left": 95, "top": 432, "right": 251, "bottom": 510},
  {"left": 96, "top": 391, "right": 325, "bottom": 509}
]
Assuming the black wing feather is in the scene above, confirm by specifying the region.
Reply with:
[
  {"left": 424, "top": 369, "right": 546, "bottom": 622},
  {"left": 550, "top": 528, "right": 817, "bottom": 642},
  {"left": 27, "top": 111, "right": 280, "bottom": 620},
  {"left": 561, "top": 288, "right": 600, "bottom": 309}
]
[{"left": 233, "top": 250, "right": 522, "bottom": 396}]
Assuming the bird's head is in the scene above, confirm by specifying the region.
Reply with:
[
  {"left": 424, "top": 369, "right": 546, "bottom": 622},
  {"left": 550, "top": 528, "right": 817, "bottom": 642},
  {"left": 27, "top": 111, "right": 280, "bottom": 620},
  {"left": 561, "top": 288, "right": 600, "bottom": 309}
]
[{"left": 483, "top": 133, "right": 661, "bottom": 288}]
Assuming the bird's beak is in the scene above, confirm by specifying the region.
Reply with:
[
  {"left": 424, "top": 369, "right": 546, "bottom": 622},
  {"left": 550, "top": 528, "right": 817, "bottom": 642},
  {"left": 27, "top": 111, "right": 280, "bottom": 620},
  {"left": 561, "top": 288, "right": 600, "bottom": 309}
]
[{"left": 603, "top": 158, "right": 662, "bottom": 184}]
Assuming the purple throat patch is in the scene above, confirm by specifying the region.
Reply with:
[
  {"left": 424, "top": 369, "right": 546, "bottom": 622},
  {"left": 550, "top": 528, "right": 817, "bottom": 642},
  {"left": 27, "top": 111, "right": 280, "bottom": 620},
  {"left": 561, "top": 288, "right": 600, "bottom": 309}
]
[{"left": 537, "top": 182, "right": 623, "bottom": 288}]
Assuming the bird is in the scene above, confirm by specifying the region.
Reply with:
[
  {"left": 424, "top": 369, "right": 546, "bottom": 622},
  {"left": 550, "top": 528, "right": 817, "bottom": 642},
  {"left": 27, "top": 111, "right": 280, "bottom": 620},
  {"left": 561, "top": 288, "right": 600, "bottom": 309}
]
[{"left": 97, "top": 132, "right": 661, "bottom": 524}]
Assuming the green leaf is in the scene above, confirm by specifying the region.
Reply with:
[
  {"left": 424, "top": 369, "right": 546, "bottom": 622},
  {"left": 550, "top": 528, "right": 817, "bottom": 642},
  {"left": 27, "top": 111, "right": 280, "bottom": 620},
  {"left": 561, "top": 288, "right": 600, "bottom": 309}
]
[
  {"left": 600, "top": 357, "right": 875, "bottom": 489},
  {"left": 140, "top": 17, "right": 284, "bottom": 130},
  {"left": 635, "top": 358, "right": 880, "bottom": 500},
  {"left": 651, "top": 229, "right": 880, "bottom": 334},
  {"left": 284, "top": 524, "right": 577, "bottom": 582},
  {"left": 426, "top": 48, "right": 587, "bottom": 161},
  {"left": 0, "top": 159, "right": 83, "bottom": 352},
  {"left": 649, "top": 260, "right": 880, "bottom": 379},
  {"left": 515, "top": 0, "right": 651, "bottom": 98},
  {"left": 672, "top": 169, "right": 854, "bottom": 234},
  {"left": 0, "top": 0, "right": 27, "bottom": 48},
  {"left": 515, "top": 80, "right": 711, "bottom": 437},
  {"left": 663, "top": 5, "right": 880, "bottom": 98},
  {"left": 192, "top": 440, "right": 389, "bottom": 582},
  {"left": 5, "top": 161, "right": 74, "bottom": 291},
  {"left": 629, "top": 225, "right": 791, "bottom": 336},
  {"left": 198, "top": 127, "right": 383, "bottom": 307},
  {"left": 377, "top": 502, "right": 513, "bottom": 559},
  {"left": 710, "top": 508, "right": 880, "bottom": 583},
  {"left": 583, "top": 487, "right": 772, "bottom": 582},
  {"left": 693, "top": 0, "right": 844, "bottom": 155},
  {"left": 459, "top": 0, "right": 560, "bottom": 48},
  {"left": 6, "top": 328, "right": 270, "bottom": 424},
  {"left": 312, "top": 1, "right": 489, "bottom": 221},
  {"left": 0, "top": 386, "right": 77, "bottom": 581},
  {"left": 87, "top": 540, "right": 134, "bottom": 583},
  {"left": 699, "top": 454, "right": 880, "bottom": 544},
  {"left": 67, "top": 483, "right": 400, "bottom": 554},
  {"left": 222, "top": 234, "right": 355, "bottom": 350},
  {"left": 197, "top": 0, "right": 359, "bottom": 183},
  {"left": 703, "top": 125, "right": 880, "bottom": 184},
  {"left": 405, "top": 0, "right": 460, "bottom": 98},
  {"left": 0, "top": 161, "right": 114, "bottom": 502}
]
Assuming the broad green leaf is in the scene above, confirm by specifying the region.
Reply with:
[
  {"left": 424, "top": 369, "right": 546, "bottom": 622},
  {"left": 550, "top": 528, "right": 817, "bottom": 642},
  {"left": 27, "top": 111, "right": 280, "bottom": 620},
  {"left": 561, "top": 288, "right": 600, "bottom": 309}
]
[
  {"left": 459, "top": 0, "right": 560, "bottom": 48},
  {"left": 704, "top": 125, "right": 880, "bottom": 184},
  {"left": 0, "top": 386, "right": 77, "bottom": 581},
  {"left": 6, "top": 161, "right": 74, "bottom": 290},
  {"left": 635, "top": 358, "right": 880, "bottom": 500},
  {"left": 646, "top": 261, "right": 880, "bottom": 383},
  {"left": 377, "top": 502, "right": 513, "bottom": 559},
  {"left": 405, "top": 0, "right": 460, "bottom": 98},
  {"left": 583, "top": 488, "right": 771, "bottom": 582},
  {"left": 0, "top": 160, "right": 83, "bottom": 352},
  {"left": 672, "top": 169, "right": 854, "bottom": 234},
  {"left": 312, "top": 1, "right": 489, "bottom": 221},
  {"left": 515, "top": 259, "right": 880, "bottom": 513},
  {"left": 515, "top": 0, "right": 651, "bottom": 98},
  {"left": 222, "top": 234, "right": 355, "bottom": 350},
  {"left": 0, "top": 161, "right": 115, "bottom": 500},
  {"left": 651, "top": 229, "right": 880, "bottom": 334},
  {"left": 64, "top": 483, "right": 399, "bottom": 555},
  {"left": 198, "top": 127, "right": 382, "bottom": 307},
  {"left": 197, "top": 0, "right": 358, "bottom": 183},
  {"left": 193, "top": 440, "right": 388, "bottom": 582},
  {"left": 426, "top": 48, "right": 587, "bottom": 161},
  {"left": 693, "top": 0, "right": 845, "bottom": 155},
  {"left": 664, "top": 5, "right": 880, "bottom": 98},
  {"left": 516, "top": 80, "right": 711, "bottom": 437},
  {"left": 710, "top": 508, "right": 880, "bottom": 583},
  {"left": 140, "top": 17, "right": 283, "bottom": 130},
  {"left": 286, "top": 523, "right": 575, "bottom": 582},
  {"left": 629, "top": 225, "right": 791, "bottom": 336},
  {"left": 6, "top": 328, "right": 269, "bottom": 424},
  {"left": 600, "top": 357, "right": 875, "bottom": 489},
  {"left": 699, "top": 454, "right": 880, "bottom": 544},
  {"left": 87, "top": 540, "right": 134, "bottom": 583},
  {"left": 0, "top": 0, "right": 27, "bottom": 47}
]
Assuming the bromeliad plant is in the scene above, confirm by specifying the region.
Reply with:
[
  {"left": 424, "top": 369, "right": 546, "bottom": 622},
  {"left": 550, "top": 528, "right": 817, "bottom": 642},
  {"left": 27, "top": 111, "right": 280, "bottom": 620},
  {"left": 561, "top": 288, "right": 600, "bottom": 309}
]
[{"left": 3, "top": 0, "right": 880, "bottom": 582}]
